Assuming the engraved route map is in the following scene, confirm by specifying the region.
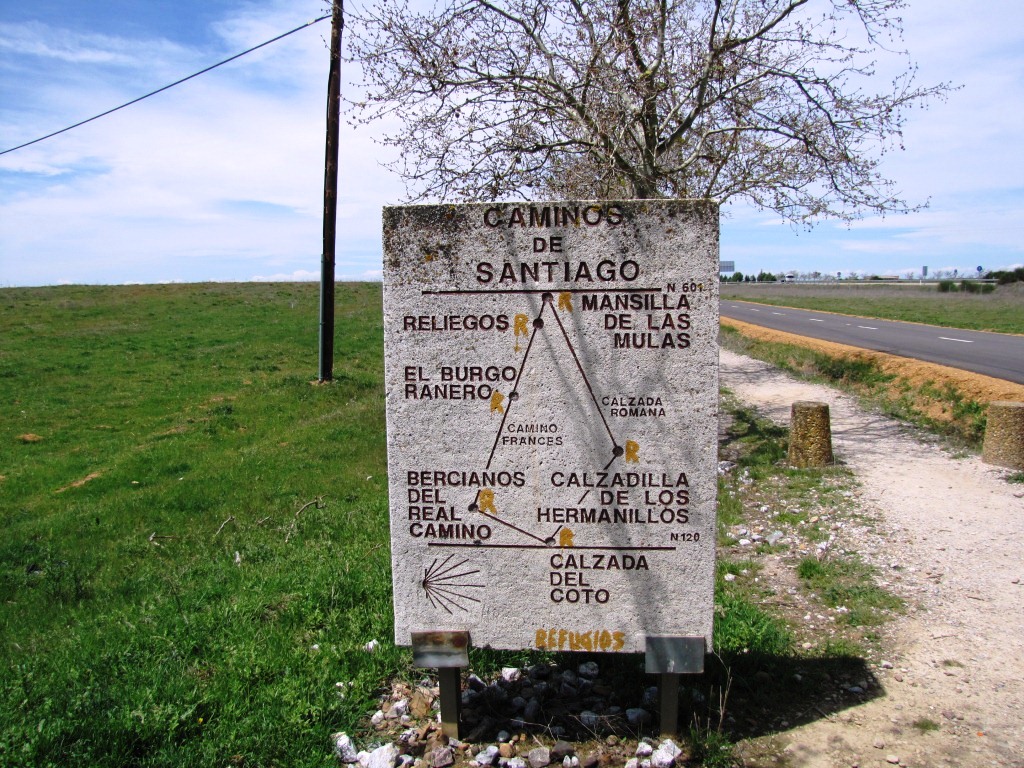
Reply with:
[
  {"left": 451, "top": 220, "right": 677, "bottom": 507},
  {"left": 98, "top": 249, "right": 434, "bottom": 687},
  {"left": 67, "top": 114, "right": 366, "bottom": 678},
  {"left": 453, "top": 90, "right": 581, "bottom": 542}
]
[{"left": 383, "top": 201, "right": 719, "bottom": 654}]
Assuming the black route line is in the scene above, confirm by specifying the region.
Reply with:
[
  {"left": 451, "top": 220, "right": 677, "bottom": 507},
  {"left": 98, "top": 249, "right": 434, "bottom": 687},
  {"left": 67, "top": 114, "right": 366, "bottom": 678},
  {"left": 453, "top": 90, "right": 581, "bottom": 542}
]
[
  {"left": 421, "top": 288, "right": 655, "bottom": 558},
  {"left": 484, "top": 320, "right": 541, "bottom": 469},
  {"left": 428, "top": 543, "right": 677, "bottom": 551},
  {"left": 422, "top": 288, "right": 663, "bottom": 296},
  {"left": 548, "top": 303, "right": 618, "bottom": 447},
  {"left": 476, "top": 509, "right": 550, "bottom": 544},
  {"left": 462, "top": 294, "right": 629, "bottom": 548}
]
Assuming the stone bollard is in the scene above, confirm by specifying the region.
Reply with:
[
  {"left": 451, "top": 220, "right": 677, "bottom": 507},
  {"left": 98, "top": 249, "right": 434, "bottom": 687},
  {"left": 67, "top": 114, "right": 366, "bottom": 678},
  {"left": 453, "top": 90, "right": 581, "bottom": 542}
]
[
  {"left": 982, "top": 401, "right": 1024, "bottom": 470},
  {"left": 788, "top": 401, "right": 834, "bottom": 468}
]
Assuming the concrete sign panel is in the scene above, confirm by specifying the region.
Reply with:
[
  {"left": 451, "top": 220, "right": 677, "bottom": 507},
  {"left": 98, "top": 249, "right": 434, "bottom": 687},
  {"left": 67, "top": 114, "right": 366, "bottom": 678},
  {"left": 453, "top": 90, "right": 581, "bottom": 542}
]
[{"left": 382, "top": 200, "right": 719, "bottom": 654}]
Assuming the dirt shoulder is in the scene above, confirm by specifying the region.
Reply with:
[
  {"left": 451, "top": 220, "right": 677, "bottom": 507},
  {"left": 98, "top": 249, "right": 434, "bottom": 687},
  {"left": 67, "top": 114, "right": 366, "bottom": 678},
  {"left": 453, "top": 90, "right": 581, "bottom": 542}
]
[{"left": 720, "top": 348, "right": 1024, "bottom": 768}]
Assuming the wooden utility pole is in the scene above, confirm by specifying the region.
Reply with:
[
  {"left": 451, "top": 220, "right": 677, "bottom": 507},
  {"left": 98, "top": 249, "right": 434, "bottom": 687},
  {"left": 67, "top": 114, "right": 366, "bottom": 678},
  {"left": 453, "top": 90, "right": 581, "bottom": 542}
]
[{"left": 319, "top": 0, "right": 342, "bottom": 382}]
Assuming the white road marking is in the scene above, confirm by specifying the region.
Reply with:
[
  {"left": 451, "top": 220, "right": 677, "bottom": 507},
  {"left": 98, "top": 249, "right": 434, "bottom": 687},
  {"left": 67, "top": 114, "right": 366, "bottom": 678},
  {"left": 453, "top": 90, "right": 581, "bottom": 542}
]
[
  {"left": 857, "top": 325, "right": 878, "bottom": 330},
  {"left": 772, "top": 312, "right": 785, "bottom": 315},
  {"left": 810, "top": 318, "right": 824, "bottom": 322},
  {"left": 749, "top": 308, "right": 761, "bottom": 312},
  {"left": 939, "top": 336, "right": 974, "bottom": 343}
]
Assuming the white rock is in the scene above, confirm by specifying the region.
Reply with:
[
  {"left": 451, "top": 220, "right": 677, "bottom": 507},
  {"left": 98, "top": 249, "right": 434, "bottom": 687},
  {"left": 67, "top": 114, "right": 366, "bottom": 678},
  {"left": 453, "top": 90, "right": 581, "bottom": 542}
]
[
  {"left": 527, "top": 747, "right": 550, "bottom": 768},
  {"left": 390, "top": 698, "right": 409, "bottom": 718},
  {"left": 332, "top": 733, "right": 360, "bottom": 763},
  {"left": 364, "top": 639, "right": 380, "bottom": 653},
  {"left": 635, "top": 742, "right": 654, "bottom": 757},
  {"left": 476, "top": 745, "right": 500, "bottom": 766},
  {"left": 624, "top": 760, "right": 639, "bottom": 768},
  {"left": 724, "top": 573, "right": 736, "bottom": 582},
  {"left": 366, "top": 744, "right": 400, "bottom": 768},
  {"left": 652, "top": 740, "right": 681, "bottom": 768},
  {"left": 370, "top": 710, "right": 385, "bottom": 726},
  {"left": 501, "top": 667, "right": 523, "bottom": 683}
]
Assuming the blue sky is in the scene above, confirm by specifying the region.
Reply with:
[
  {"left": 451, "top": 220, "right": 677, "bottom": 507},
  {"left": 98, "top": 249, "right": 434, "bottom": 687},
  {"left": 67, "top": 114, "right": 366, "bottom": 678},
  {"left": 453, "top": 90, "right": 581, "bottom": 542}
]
[{"left": 2, "top": 0, "right": 1023, "bottom": 287}]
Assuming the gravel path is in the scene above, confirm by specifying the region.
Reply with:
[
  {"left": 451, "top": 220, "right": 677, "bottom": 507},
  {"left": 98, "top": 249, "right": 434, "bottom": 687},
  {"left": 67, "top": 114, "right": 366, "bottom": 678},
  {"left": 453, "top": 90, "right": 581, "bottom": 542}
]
[{"left": 720, "top": 349, "right": 1024, "bottom": 768}]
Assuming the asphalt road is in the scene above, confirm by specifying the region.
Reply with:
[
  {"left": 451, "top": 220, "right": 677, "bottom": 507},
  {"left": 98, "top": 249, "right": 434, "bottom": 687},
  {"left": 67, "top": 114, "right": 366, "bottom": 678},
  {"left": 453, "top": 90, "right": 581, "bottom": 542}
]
[{"left": 720, "top": 300, "right": 1024, "bottom": 385}]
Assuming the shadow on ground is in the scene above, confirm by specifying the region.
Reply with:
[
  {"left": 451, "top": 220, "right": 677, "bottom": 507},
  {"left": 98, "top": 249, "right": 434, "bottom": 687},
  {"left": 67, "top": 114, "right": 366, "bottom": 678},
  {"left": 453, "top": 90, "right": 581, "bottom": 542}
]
[
  {"left": 451, "top": 650, "right": 881, "bottom": 745},
  {"left": 701, "top": 652, "right": 881, "bottom": 740}
]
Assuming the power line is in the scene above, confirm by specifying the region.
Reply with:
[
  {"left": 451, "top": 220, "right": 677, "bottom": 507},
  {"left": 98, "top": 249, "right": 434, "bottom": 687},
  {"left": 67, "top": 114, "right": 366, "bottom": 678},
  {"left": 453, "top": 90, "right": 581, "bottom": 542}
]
[{"left": 0, "top": 13, "right": 331, "bottom": 157}]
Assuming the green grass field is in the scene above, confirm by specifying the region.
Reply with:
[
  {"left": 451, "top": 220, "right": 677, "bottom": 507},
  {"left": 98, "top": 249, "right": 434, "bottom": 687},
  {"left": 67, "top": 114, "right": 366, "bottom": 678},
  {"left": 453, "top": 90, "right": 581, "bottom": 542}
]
[
  {"left": 719, "top": 282, "right": 1024, "bottom": 334},
  {"left": 0, "top": 283, "right": 403, "bottom": 767}
]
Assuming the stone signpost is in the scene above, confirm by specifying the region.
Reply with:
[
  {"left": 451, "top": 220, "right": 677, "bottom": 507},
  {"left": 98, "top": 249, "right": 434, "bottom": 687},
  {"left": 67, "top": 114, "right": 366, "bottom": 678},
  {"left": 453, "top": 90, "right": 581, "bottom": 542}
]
[{"left": 382, "top": 200, "right": 719, "bottom": 736}]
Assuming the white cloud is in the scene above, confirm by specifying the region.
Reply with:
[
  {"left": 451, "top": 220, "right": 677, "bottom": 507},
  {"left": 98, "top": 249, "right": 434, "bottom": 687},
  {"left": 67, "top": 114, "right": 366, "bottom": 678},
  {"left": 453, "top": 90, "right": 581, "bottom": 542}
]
[
  {"left": 0, "top": 20, "right": 189, "bottom": 65},
  {"left": 0, "top": 1, "right": 405, "bottom": 286},
  {"left": 3, "top": 0, "right": 1024, "bottom": 285}
]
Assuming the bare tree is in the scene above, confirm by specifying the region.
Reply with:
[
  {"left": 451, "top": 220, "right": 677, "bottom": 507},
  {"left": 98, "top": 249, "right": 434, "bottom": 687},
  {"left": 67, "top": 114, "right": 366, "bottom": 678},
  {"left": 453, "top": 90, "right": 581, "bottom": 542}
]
[{"left": 346, "top": 0, "right": 949, "bottom": 222}]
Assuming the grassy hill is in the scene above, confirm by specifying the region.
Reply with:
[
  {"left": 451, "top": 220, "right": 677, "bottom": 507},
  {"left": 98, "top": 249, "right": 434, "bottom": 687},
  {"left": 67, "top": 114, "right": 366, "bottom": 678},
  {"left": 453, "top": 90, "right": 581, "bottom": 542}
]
[{"left": 0, "top": 282, "right": 402, "bottom": 766}]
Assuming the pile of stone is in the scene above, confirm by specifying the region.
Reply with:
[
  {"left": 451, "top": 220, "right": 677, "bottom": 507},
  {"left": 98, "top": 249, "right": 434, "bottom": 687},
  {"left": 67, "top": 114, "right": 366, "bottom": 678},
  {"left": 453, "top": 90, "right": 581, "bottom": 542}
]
[
  {"left": 332, "top": 661, "right": 694, "bottom": 768},
  {"left": 334, "top": 730, "right": 685, "bottom": 768}
]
